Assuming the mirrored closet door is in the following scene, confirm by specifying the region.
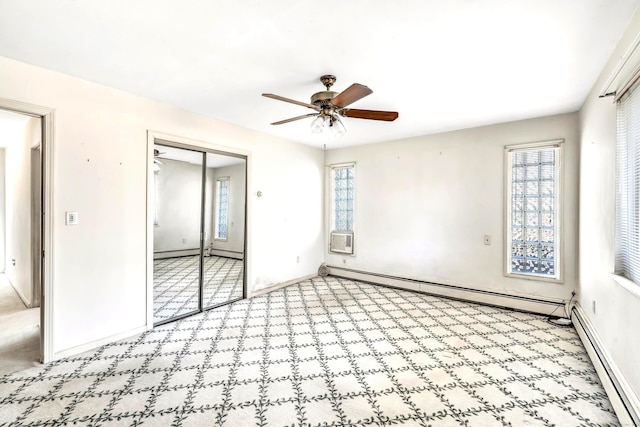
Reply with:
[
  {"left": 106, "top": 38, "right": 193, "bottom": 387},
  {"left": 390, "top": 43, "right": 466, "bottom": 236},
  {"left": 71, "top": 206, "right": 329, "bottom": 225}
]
[
  {"left": 152, "top": 143, "right": 246, "bottom": 326},
  {"left": 202, "top": 152, "right": 246, "bottom": 309}
]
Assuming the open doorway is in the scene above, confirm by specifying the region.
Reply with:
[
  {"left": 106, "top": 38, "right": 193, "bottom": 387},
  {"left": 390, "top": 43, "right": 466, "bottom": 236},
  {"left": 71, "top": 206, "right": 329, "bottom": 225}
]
[
  {"left": 0, "top": 98, "right": 53, "bottom": 370},
  {"left": 0, "top": 109, "right": 41, "bottom": 374}
]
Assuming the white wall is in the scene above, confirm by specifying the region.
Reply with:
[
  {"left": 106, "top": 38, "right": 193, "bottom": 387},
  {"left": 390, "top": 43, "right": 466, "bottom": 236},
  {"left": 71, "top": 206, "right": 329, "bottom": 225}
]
[
  {"left": 250, "top": 141, "right": 324, "bottom": 290},
  {"left": 210, "top": 163, "right": 246, "bottom": 253},
  {"left": 578, "top": 8, "right": 640, "bottom": 405},
  {"left": 5, "top": 117, "right": 39, "bottom": 306},
  {"left": 154, "top": 159, "right": 246, "bottom": 254},
  {"left": 0, "top": 148, "right": 5, "bottom": 272},
  {"left": 325, "top": 112, "right": 579, "bottom": 302},
  {"left": 0, "top": 55, "right": 325, "bottom": 356},
  {"left": 153, "top": 158, "right": 205, "bottom": 252}
]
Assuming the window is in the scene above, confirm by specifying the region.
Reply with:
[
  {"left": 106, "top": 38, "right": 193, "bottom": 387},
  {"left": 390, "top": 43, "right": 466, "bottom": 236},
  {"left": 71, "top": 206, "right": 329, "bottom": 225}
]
[
  {"left": 330, "top": 163, "right": 355, "bottom": 232},
  {"left": 616, "top": 84, "right": 640, "bottom": 285},
  {"left": 505, "top": 141, "right": 562, "bottom": 281},
  {"left": 215, "top": 177, "right": 229, "bottom": 240}
]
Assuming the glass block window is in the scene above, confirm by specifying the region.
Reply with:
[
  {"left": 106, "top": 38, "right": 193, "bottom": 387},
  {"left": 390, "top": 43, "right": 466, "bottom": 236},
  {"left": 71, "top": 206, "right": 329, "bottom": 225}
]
[
  {"left": 506, "top": 142, "right": 562, "bottom": 280},
  {"left": 331, "top": 164, "right": 355, "bottom": 232},
  {"left": 616, "top": 84, "right": 640, "bottom": 285},
  {"left": 215, "top": 177, "right": 229, "bottom": 240}
]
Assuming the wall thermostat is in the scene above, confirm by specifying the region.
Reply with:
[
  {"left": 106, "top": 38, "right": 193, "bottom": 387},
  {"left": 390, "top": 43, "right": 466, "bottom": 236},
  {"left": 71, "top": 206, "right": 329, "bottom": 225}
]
[{"left": 65, "top": 211, "right": 79, "bottom": 225}]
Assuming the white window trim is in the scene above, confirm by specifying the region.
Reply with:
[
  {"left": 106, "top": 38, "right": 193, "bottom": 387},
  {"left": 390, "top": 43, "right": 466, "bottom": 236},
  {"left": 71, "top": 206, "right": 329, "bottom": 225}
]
[
  {"left": 153, "top": 170, "right": 159, "bottom": 227},
  {"left": 214, "top": 176, "right": 230, "bottom": 241},
  {"left": 329, "top": 162, "right": 356, "bottom": 254},
  {"left": 610, "top": 273, "right": 640, "bottom": 299},
  {"left": 504, "top": 139, "right": 564, "bottom": 283}
]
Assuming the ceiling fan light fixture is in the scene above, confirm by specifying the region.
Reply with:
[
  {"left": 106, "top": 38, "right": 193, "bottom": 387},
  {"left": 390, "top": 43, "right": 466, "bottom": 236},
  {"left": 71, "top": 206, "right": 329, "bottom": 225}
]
[
  {"left": 310, "top": 115, "right": 326, "bottom": 134},
  {"left": 329, "top": 114, "right": 346, "bottom": 138}
]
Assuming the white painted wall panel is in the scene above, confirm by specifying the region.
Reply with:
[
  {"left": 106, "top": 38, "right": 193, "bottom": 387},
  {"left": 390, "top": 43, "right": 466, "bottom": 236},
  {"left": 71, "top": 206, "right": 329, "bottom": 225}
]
[
  {"left": 5, "top": 117, "right": 39, "bottom": 306},
  {"left": 325, "top": 112, "right": 579, "bottom": 302},
  {"left": 0, "top": 55, "right": 324, "bottom": 356},
  {"left": 0, "top": 148, "right": 5, "bottom": 272},
  {"left": 153, "top": 158, "right": 204, "bottom": 252},
  {"left": 578, "top": 7, "right": 640, "bottom": 405}
]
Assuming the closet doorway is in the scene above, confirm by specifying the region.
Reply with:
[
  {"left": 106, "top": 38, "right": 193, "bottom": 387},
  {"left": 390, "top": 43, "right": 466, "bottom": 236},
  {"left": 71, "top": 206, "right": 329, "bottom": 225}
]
[{"left": 151, "top": 141, "right": 246, "bottom": 326}]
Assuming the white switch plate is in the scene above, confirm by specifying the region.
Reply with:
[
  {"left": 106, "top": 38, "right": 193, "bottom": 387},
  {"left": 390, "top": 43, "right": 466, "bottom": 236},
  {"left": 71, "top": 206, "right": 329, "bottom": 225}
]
[{"left": 65, "top": 211, "right": 78, "bottom": 225}]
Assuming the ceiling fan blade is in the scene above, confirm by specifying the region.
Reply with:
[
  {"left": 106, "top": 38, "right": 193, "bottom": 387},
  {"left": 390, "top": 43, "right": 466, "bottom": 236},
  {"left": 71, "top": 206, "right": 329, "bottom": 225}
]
[
  {"left": 341, "top": 108, "right": 399, "bottom": 121},
  {"left": 271, "top": 113, "right": 318, "bottom": 125},
  {"left": 262, "top": 93, "right": 319, "bottom": 110},
  {"left": 330, "top": 83, "right": 373, "bottom": 108}
]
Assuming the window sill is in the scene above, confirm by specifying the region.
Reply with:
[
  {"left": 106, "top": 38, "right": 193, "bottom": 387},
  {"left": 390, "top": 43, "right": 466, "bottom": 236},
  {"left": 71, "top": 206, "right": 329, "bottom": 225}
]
[
  {"left": 505, "top": 271, "right": 563, "bottom": 284},
  {"left": 610, "top": 273, "right": 640, "bottom": 299}
]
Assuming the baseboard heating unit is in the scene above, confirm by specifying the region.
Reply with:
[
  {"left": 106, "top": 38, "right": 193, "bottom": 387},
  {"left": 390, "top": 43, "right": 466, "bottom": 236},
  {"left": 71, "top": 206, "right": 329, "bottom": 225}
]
[
  {"left": 572, "top": 305, "right": 639, "bottom": 426},
  {"left": 326, "top": 266, "right": 565, "bottom": 317}
]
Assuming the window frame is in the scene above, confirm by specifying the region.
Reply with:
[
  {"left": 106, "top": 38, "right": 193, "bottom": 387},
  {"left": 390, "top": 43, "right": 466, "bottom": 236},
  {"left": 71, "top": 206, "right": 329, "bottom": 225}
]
[
  {"left": 504, "top": 140, "right": 564, "bottom": 283},
  {"left": 214, "top": 176, "right": 230, "bottom": 241},
  {"left": 329, "top": 162, "right": 357, "bottom": 247},
  {"left": 615, "top": 83, "right": 640, "bottom": 287}
]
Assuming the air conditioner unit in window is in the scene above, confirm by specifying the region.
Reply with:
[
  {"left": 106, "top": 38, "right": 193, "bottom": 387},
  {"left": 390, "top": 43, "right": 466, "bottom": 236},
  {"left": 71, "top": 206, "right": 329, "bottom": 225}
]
[{"left": 330, "top": 232, "right": 354, "bottom": 254}]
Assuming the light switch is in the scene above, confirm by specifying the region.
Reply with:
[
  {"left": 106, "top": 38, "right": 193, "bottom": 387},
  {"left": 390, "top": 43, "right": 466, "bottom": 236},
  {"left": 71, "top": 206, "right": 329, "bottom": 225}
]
[{"left": 65, "top": 211, "right": 78, "bottom": 225}]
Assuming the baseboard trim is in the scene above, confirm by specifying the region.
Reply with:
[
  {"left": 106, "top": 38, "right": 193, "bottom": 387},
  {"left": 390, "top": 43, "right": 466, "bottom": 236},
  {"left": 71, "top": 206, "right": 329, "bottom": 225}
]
[
  {"left": 327, "top": 266, "right": 565, "bottom": 316},
  {"left": 53, "top": 325, "right": 147, "bottom": 360},
  {"left": 153, "top": 249, "right": 199, "bottom": 259},
  {"left": 251, "top": 273, "right": 316, "bottom": 298},
  {"left": 153, "top": 249, "right": 244, "bottom": 260},
  {"left": 572, "top": 304, "right": 639, "bottom": 426},
  {"left": 6, "top": 277, "right": 31, "bottom": 308},
  {"left": 205, "top": 249, "right": 244, "bottom": 260}
]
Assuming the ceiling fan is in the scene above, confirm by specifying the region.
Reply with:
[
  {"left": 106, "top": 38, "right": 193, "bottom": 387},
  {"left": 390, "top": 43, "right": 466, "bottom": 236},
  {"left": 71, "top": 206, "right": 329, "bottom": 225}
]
[{"left": 262, "top": 75, "right": 398, "bottom": 137}]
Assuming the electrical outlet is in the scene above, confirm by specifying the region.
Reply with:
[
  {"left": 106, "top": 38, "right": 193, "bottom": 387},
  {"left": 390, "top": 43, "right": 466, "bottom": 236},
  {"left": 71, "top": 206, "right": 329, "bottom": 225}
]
[
  {"left": 592, "top": 300, "right": 596, "bottom": 314},
  {"left": 296, "top": 256, "right": 300, "bottom": 264},
  {"left": 182, "top": 238, "right": 187, "bottom": 244},
  {"left": 483, "top": 235, "right": 491, "bottom": 245}
]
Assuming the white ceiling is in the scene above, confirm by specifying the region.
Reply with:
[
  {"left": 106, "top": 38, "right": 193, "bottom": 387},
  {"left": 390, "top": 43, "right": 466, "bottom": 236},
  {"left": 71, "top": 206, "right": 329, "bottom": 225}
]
[
  {"left": 0, "top": 0, "right": 638, "bottom": 149},
  {"left": 155, "top": 144, "right": 245, "bottom": 168}
]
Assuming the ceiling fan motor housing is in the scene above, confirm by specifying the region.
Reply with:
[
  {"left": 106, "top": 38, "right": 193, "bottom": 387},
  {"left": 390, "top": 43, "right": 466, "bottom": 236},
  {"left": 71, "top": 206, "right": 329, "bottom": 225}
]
[
  {"left": 312, "top": 74, "right": 339, "bottom": 111},
  {"left": 311, "top": 91, "right": 339, "bottom": 107}
]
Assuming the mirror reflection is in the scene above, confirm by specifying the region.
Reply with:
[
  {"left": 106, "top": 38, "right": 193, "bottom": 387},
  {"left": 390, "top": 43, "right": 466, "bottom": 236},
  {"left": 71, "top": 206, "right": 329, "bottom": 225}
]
[
  {"left": 202, "top": 151, "right": 246, "bottom": 309},
  {"left": 152, "top": 144, "right": 246, "bottom": 325}
]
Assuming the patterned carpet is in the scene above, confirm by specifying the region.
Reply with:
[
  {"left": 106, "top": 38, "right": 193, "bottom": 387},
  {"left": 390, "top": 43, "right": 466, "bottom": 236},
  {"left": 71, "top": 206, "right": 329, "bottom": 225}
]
[
  {"left": 0, "top": 277, "right": 618, "bottom": 426},
  {"left": 153, "top": 255, "right": 243, "bottom": 324}
]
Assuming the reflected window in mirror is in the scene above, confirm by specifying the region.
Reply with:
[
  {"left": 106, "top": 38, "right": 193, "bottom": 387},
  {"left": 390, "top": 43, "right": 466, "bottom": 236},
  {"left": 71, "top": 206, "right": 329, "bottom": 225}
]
[{"left": 215, "top": 177, "right": 229, "bottom": 240}]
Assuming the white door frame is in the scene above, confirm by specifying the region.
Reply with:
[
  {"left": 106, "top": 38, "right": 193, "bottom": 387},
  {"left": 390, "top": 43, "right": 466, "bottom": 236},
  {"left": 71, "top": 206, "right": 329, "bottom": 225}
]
[
  {"left": 146, "top": 130, "right": 251, "bottom": 328},
  {"left": 0, "top": 98, "right": 55, "bottom": 363},
  {"left": 31, "top": 143, "right": 42, "bottom": 308}
]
